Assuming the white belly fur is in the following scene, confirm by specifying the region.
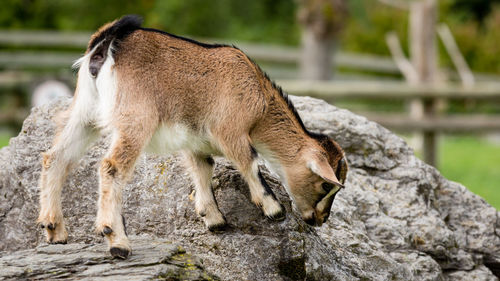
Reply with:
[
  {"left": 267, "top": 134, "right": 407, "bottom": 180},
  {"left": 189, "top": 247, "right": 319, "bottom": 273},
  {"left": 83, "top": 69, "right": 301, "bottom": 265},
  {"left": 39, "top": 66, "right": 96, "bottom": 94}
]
[{"left": 146, "top": 123, "right": 218, "bottom": 155}]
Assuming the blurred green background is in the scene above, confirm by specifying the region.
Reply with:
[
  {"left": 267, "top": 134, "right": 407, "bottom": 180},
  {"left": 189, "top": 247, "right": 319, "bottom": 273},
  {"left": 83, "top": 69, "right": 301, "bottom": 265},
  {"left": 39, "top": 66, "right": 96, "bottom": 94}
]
[
  {"left": 0, "top": 0, "right": 499, "bottom": 209},
  {"left": 2, "top": 0, "right": 500, "bottom": 73}
]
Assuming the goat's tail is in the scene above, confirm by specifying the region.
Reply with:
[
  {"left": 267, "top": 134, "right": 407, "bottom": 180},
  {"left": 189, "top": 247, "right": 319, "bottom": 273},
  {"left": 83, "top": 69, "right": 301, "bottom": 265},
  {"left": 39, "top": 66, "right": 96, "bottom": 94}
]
[
  {"left": 73, "top": 15, "right": 142, "bottom": 71},
  {"left": 69, "top": 16, "right": 143, "bottom": 127},
  {"left": 87, "top": 15, "right": 143, "bottom": 53}
]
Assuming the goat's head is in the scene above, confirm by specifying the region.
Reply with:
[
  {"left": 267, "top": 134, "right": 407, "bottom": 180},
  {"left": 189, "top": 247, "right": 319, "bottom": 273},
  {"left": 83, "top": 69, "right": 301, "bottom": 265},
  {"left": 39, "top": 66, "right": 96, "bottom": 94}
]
[{"left": 286, "top": 135, "right": 347, "bottom": 226}]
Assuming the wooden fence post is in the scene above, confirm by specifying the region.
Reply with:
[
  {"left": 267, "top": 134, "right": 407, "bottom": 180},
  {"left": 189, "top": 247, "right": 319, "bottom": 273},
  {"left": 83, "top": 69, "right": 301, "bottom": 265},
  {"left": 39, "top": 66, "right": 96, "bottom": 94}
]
[
  {"left": 423, "top": 98, "right": 438, "bottom": 167},
  {"left": 410, "top": 0, "right": 438, "bottom": 166}
]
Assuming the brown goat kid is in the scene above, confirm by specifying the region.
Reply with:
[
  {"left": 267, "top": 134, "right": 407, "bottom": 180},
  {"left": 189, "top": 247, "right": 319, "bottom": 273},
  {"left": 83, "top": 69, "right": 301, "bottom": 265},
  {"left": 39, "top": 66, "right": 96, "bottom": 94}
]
[{"left": 37, "top": 15, "right": 348, "bottom": 259}]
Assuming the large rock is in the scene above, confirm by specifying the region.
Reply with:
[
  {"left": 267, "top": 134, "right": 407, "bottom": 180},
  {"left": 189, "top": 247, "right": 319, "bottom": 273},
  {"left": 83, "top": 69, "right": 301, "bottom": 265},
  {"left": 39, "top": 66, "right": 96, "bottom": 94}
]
[
  {"left": 0, "top": 236, "right": 218, "bottom": 280},
  {"left": 0, "top": 96, "right": 499, "bottom": 280}
]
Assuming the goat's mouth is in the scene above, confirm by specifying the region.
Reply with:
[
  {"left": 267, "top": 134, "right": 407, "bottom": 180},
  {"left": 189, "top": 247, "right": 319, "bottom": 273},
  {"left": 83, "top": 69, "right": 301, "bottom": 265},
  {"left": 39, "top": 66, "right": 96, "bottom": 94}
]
[
  {"left": 304, "top": 213, "right": 317, "bottom": 226},
  {"left": 303, "top": 184, "right": 342, "bottom": 226},
  {"left": 303, "top": 210, "right": 330, "bottom": 227}
]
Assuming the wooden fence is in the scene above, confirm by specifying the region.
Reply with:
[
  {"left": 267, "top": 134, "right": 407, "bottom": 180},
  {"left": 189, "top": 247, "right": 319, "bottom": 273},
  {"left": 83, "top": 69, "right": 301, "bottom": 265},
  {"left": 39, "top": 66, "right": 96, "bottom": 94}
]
[
  {"left": 279, "top": 80, "right": 500, "bottom": 166},
  {"left": 1, "top": 30, "right": 500, "bottom": 167}
]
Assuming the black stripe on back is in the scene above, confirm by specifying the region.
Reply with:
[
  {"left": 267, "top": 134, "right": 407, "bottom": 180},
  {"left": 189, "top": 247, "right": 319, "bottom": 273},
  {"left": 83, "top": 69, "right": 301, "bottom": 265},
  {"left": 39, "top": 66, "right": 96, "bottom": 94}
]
[
  {"left": 88, "top": 14, "right": 143, "bottom": 51},
  {"left": 244, "top": 57, "right": 313, "bottom": 136},
  {"left": 139, "top": 27, "right": 230, "bottom": 49}
]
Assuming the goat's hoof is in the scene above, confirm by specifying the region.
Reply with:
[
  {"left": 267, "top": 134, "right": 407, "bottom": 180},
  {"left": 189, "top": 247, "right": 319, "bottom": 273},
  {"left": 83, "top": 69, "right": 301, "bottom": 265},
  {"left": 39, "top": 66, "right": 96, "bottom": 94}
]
[
  {"left": 208, "top": 222, "right": 228, "bottom": 233},
  {"left": 110, "top": 247, "right": 130, "bottom": 259},
  {"left": 49, "top": 239, "right": 67, "bottom": 245},
  {"left": 268, "top": 209, "right": 286, "bottom": 221},
  {"left": 39, "top": 221, "right": 68, "bottom": 244}
]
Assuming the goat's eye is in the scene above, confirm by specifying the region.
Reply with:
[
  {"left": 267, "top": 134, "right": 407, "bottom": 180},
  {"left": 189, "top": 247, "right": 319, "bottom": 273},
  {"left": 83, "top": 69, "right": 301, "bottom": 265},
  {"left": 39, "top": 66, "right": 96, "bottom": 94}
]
[
  {"left": 336, "top": 158, "right": 347, "bottom": 184},
  {"left": 322, "top": 182, "right": 334, "bottom": 193}
]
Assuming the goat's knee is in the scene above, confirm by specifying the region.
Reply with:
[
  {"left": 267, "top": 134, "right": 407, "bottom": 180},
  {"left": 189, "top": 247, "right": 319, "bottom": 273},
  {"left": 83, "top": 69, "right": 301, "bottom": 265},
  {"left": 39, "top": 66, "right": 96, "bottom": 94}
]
[
  {"left": 101, "top": 158, "right": 118, "bottom": 178},
  {"left": 41, "top": 152, "right": 52, "bottom": 169}
]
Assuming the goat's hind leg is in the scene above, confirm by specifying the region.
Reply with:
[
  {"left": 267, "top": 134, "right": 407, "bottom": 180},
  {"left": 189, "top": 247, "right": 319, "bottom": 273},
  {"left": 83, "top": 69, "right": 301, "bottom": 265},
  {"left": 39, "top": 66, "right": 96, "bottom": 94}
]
[
  {"left": 37, "top": 111, "right": 97, "bottom": 244},
  {"left": 184, "top": 152, "right": 227, "bottom": 231},
  {"left": 96, "top": 125, "right": 152, "bottom": 259}
]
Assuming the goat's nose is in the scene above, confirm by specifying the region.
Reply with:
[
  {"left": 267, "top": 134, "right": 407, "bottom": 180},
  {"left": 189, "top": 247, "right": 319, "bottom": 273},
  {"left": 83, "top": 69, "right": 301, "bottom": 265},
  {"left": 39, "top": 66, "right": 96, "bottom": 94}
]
[
  {"left": 305, "top": 218, "right": 315, "bottom": 226},
  {"left": 304, "top": 213, "right": 316, "bottom": 226},
  {"left": 322, "top": 213, "right": 330, "bottom": 223}
]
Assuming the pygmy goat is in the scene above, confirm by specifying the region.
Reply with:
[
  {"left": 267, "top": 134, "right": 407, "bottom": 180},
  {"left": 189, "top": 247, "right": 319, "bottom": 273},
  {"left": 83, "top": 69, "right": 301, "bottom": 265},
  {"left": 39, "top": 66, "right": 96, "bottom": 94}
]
[{"left": 37, "top": 15, "right": 348, "bottom": 259}]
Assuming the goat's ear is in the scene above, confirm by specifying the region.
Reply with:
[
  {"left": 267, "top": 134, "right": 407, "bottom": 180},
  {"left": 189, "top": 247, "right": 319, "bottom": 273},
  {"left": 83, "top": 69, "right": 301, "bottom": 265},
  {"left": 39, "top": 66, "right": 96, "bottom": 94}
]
[{"left": 307, "top": 156, "right": 344, "bottom": 188}]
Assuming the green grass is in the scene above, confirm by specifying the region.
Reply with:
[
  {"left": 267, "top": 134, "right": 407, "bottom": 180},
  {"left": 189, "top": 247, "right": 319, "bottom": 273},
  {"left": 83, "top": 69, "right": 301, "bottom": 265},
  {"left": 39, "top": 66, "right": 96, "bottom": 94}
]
[
  {"left": 439, "top": 136, "right": 500, "bottom": 210},
  {"left": 0, "top": 133, "right": 11, "bottom": 148}
]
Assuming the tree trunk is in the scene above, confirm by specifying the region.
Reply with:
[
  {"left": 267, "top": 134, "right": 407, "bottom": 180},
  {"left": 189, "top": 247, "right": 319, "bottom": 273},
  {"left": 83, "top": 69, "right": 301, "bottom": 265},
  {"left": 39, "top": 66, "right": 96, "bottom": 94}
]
[
  {"left": 410, "top": 0, "right": 437, "bottom": 85},
  {"left": 300, "top": 26, "right": 336, "bottom": 80},
  {"left": 297, "top": 0, "right": 347, "bottom": 81}
]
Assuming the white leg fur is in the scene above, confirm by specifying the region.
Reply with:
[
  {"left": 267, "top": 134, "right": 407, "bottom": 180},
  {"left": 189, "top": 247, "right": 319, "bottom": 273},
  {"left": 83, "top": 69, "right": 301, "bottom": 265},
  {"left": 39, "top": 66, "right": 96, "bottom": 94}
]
[
  {"left": 38, "top": 53, "right": 99, "bottom": 243},
  {"left": 183, "top": 152, "right": 226, "bottom": 230},
  {"left": 95, "top": 125, "right": 149, "bottom": 259},
  {"left": 38, "top": 124, "right": 97, "bottom": 243},
  {"left": 91, "top": 51, "right": 133, "bottom": 257},
  {"left": 246, "top": 160, "right": 284, "bottom": 219},
  {"left": 95, "top": 148, "right": 131, "bottom": 258},
  {"left": 211, "top": 134, "right": 284, "bottom": 221}
]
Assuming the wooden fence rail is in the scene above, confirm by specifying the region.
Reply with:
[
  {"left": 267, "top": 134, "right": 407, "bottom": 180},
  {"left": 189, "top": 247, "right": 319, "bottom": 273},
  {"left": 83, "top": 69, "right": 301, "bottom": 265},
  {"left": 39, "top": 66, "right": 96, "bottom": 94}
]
[
  {"left": 278, "top": 80, "right": 500, "bottom": 100},
  {"left": 279, "top": 81, "right": 500, "bottom": 129},
  {"left": 0, "top": 30, "right": 400, "bottom": 74},
  {"left": 1, "top": 30, "right": 498, "bottom": 79}
]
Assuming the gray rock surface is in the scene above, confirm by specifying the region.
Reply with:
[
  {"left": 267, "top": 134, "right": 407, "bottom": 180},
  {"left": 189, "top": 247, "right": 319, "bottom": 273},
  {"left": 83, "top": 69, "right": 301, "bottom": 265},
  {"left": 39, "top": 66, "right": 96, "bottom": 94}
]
[
  {"left": 0, "top": 236, "right": 218, "bottom": 280},
  {"left": 0, "top": 96, "right": 499, "bottom": 280}
]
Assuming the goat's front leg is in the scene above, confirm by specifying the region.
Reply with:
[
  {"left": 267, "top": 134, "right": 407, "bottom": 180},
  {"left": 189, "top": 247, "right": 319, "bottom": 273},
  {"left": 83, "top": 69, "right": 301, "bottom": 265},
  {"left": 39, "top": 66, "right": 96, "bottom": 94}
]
[
  {"left": 96, "top": 131, "right": 147, "bottom": 259},
  {"left": 183, "top": 152, "right": 226, "bottom": 231},
  {"left": 244, "top": 158, "right": 285, "bottom": 221},
  {"left": 216, "top": 134, "right": 285, "bottom": 221},
  {"left": 38, "top": 112, "right": 97, "bottom": 244}
]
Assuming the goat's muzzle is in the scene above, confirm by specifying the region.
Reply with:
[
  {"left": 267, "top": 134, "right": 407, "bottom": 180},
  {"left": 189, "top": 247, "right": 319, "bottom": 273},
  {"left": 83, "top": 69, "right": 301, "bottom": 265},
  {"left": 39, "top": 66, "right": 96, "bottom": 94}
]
[{"left": 308, "top": 183, "right": 343, "bottom": 226}]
